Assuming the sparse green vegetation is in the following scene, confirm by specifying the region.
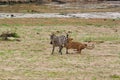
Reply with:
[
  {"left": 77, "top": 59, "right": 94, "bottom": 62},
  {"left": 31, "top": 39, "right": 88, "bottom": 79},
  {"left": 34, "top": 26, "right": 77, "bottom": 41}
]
[
  {"left": 110, "top": 74, "right": 120, "bottom": 79},
  {"left": 82, "top": 35, "right": 120, "bottom": 42}
]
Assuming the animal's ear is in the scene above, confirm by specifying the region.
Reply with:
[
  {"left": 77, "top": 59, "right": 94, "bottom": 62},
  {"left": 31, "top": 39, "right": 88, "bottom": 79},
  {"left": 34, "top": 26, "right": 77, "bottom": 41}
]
[
  {"left": 52, "top": 32, "right": 55, "bottom": 34},
  {"left": 68, "top": 31, "right": 72, "bottom": 33},
  {"left": 56, "top": 31, "right": 60, "bottom": 34},
  {"left": 64, "top": 31, "right": 72, "bottom": 38},
  {"left": 49, "top": 33, "right": 52, "bottom": 36},
  {"left": 49, "top": 32, "right": 54, "bottom": 36},
  {"left": 66, "top": 33, "right": 69, "bottom": 38},
  {"left": 52, "top": 32, "right": 56, "bottom": 35}
]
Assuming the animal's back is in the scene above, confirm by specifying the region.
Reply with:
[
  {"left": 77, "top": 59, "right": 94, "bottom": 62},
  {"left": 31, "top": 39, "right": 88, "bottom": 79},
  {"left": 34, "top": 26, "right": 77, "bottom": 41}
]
[
  {"left": 52, "top": 35, "right": 67, "bottom": 46},
  {"left": 66, "top": 41, "right": 80, "bottom": 49}
]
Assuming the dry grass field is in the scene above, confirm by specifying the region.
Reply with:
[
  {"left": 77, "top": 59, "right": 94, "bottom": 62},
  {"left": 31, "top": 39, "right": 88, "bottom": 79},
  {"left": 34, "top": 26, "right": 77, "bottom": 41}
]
[
  {"left": 0, "top": 18, "right": 120, "bottom": 80},
  {"left": 0, "top": 3, "right": 120, "bottom": 13}
]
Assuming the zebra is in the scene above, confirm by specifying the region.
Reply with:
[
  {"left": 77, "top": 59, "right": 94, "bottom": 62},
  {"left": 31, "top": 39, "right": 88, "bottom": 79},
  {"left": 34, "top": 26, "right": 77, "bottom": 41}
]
[{"left": 50, "top": 33, "right": 68, "bottom": 55}]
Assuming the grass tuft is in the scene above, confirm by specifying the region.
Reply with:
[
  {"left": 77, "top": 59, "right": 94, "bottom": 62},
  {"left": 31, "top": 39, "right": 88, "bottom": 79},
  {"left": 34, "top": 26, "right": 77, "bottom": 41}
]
[
  {"left": 82, "top": 35, "right": 120, "bottom": 42},
  {"left": 110, "top": 74, "right": 120, "bottom": 79}
]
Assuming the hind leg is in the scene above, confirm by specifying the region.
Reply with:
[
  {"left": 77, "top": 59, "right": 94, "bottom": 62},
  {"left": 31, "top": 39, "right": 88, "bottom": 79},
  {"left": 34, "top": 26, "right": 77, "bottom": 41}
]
[
  {"left": 59, "top": 46, "right": 63, "bottom": 55},
  {"left": 76, "top": 49, "right": 82, "bottom": 54}
]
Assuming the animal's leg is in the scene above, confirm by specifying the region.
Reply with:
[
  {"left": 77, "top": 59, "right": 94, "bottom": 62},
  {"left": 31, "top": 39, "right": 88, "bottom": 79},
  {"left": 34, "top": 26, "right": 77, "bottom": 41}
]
[
  {"left": 76, "top": 49, "right": 81, "bottom": 54},
  {"left": 78, "top": 49, "right": 82, "bottom": 54},
  {"left": 50, "top": 41, "right": 52, "bottom": 44},
  {"left": 66, "top": 48, "right": 68, "bottom": 54},
  {"left": 51, "top": 46, "right": 55, "bottom": 55},
  {"left": 59, "top": 46, "right": 63, "bottom": 55}
]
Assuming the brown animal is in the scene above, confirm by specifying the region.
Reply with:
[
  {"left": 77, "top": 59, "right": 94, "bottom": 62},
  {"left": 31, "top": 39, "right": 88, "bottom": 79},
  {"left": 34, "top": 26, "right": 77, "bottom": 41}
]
[{"left": 65, "top": 38, "right": 94, "bottom": 54}]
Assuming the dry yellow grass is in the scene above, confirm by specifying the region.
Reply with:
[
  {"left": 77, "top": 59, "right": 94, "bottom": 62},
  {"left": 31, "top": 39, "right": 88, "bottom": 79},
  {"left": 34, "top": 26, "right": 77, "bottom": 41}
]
[
  {"left": 0, "top": 18, "right": 120, "bottom": 80},
  {"left": 0, "top": 3, "right": 120, "bottom": 13},
  {"left": 0, "top": 18, "right": 119, "bottom": 27}
]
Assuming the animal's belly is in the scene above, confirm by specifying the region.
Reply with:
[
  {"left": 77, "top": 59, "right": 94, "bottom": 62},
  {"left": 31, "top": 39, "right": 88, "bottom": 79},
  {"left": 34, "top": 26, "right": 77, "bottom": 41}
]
[{"left": 67, "top": 46, "right": 78, "bottom": 49}]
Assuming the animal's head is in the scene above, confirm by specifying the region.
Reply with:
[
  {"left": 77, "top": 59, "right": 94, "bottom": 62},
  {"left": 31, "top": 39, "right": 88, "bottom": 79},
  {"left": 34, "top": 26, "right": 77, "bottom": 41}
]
[
  {"left": 50, "top": 33, "right": 55, "bottom": 39},
  {"left": 80, "top": 43, "right": 88, "bottom": 49},
  {"left": 49, "top": 33, "right": 56, "bottom": 44},
  {"left": 64, "top": 30, "right": 71, "bottom": 39},
  {"left": 67, "top": 38, "right": 73, "bottom": 42}
]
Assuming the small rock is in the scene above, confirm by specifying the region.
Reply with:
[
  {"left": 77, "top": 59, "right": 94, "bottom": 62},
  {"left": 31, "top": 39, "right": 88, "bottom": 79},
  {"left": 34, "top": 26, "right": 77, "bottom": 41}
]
[{"left": 7, "top": 37, "right": 16, "bottom": 41}]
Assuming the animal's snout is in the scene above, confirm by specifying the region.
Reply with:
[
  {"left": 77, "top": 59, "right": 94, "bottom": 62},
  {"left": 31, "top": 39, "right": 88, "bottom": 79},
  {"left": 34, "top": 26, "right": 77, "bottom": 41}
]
[{"left": 50, "top": 41, "right": 53, "bottom": 44}]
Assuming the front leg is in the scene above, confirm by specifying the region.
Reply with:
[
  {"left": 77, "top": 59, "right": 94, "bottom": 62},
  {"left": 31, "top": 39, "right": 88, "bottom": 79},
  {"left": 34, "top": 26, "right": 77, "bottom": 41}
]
[
  {"left": 78, "top": 49, "right": 82, "bottom": 54},
  {"left": 66, "top": 48, "right": 69, "bottom": 54},
  {"left": 76, "top": 49, "right": 82, "bottom": 54},
  {"left": 51, "top": 46, "right": 55, "bottom": 55},
  {"left": 59, "top": 46, "right": 63, "bottom": 55}
]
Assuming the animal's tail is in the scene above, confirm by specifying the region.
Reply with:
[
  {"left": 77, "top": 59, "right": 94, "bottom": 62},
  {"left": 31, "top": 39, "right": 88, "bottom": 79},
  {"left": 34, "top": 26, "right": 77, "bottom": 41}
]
[{"left": 86, "top": 43, "right": 95, "bottom": 50}]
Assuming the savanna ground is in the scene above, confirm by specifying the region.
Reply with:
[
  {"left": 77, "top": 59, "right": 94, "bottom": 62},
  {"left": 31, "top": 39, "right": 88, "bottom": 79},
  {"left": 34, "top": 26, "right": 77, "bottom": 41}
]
[
  {"left": 0, "top": 1, "right": 120, "bottom": 80},
  {"left": 0, "top": 18, "right": 120, "bottom": 80}
]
